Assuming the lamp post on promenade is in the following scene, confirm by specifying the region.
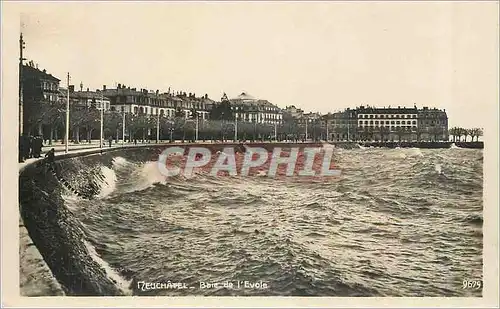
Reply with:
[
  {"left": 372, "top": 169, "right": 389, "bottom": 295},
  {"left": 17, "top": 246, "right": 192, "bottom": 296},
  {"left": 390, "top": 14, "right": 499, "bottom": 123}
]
[
  {"left": 274, "top": 122, "right": 277, "bottom": 141},
  {"left": 195, "top": 113, "right": 199, "bottom": 141},
  {"left": 156, "top": 110, "right": 160, "bottom": 143},
  {"left": 65, "top": 73, "right": 70, "bottom": 153},
  {"left": 305, "top": 119, "right": 308, "bottom": 142},
  {"left": 234, "top": 115, "right": 238, "bottom": 142},
  {"left": 99, "top": 92, "right": 104, "bottom": 149},
  {"left": 19, "top": 33, "right": 26, "bottom": 136},
  {"left": 122, "top": 108, "right": 126, "bottom": 146}
]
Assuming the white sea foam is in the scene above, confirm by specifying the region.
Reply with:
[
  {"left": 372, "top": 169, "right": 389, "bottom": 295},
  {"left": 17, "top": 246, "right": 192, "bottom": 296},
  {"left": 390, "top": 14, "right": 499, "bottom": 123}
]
[
  {"left": 112, "top": 156, "right": 129, "bottom": 168},
  {"left": 435, "top": 163, "right": 442, "bottom": 174},
  {"left": 125, "top": 161, "right": 167, "bottom": 192},
  {"left": 97, "top": 166, "right": 117, "bottom": 198},
  {"left": 322, "top": 143, "right": 336, "bottom": 150},
  {"left": 409, "top": 148, "right": 424, "bottom": 157},
  {"left": 84, "top": 240, "right": 132, "bottom": 295}
]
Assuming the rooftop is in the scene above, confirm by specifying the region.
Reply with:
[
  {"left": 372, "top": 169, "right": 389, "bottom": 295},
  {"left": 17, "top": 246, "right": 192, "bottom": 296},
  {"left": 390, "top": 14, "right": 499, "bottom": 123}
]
[{"left": 22, "top": 64, "right": 60, "bottom": 82}]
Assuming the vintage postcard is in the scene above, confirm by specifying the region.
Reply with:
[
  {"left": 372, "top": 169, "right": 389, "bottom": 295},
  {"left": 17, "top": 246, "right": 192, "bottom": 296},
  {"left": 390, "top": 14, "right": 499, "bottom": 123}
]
[{"left": 1, "top": 1, "right": 498, "bottom": 308}]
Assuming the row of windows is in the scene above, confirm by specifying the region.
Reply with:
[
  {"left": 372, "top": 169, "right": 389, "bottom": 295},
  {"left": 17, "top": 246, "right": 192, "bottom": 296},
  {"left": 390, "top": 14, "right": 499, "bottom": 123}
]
[
  {"left": 116, "top": 96, "right": 208, "bottom": 110},
  {"left": 359, "top": 120, "right": 417, "bottom": 125},
  {"left": 41, "top": 81, "right": 58, "bottom": 91},
  {"left": 421, "top": 120, "right": 446, "bottom": 125},
  {"left": 358, "top": 125, "right": 418, "bottom": 130},
  {"left": 234, "top": 108, "right": 280, "bottom": 112},
  {"left": 43, "top": 94, "right": 58, "bottom": 102},
  {"left": 235, "top": 113, "right": 282, "bottom": 119},
  {"left": 358, "top": 114, "right": 417, "bottom": 119}
]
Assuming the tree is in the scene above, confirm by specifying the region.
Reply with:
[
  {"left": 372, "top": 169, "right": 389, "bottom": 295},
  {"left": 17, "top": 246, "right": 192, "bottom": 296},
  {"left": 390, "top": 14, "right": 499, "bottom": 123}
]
[
  {"left": 380, "top": 126, "right": 390, "bottom": 142},
  {"left": 172, "top": 107, "right": 186, "bottom": 141},
  {"left": 449, "top": 127, "right": 459, "bottom": 142},
  {"left": 104, "top": 111, "right": 123, "bottom": 141},
  {"left": 469, "top": 128, "right": 483, "bottom": 142},
  {"left": 209, "top": 100, "right": 234, "bottom": 121},
  {"left": 476, "top": 128, "right": 484, "bottom": 141},
  {"left": 189, "top": 108, "right": 198, "bottom": 120},
  {"left": 395, "top": 126, "right": 404, "bottom": 142}
]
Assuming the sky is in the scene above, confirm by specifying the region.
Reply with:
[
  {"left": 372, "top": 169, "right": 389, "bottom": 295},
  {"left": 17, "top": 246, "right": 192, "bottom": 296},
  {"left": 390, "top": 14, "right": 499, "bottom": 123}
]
[{"left": 13, "top": 1, "right": 499, "bottom": 128}]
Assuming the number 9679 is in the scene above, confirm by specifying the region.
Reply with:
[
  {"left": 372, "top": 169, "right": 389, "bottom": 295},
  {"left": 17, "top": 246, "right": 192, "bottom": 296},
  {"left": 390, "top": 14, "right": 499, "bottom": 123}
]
[{"left": 462, "top": 279, "right": 482, "bottom": 289}]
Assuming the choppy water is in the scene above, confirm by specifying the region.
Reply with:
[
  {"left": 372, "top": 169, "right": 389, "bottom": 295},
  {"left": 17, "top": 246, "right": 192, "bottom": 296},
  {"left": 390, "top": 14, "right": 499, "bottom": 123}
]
[{"left": 64, "top": 147, "right": 483, "bottom": 296}]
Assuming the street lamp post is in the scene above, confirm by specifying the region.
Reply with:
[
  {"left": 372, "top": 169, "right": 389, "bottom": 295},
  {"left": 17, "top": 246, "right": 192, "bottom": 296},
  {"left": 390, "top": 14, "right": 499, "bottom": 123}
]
[
  {"left": 195, "top": 114, "right": 199, "bottom": 141},
  {"left": 19, "top": 33, "right": 26, "bottom": 136},
  {"left": 234, "top": 115, "right": 238, "bottom": 142},
  {"left": 156, "top": 110, "right": 160, "bottom": 143},
  {"left": 274, "top": 122, "right": 277, "bottom": 141},
  {"left": 122, "top": 108, "right": 125, "bottom": 146},
  {"left": 305, "top": 119, "right": 308, "bottom": 142},
  {"left": 65, "top": 73, "right": 70, "bottom": 153},
  {"left": 100, "top": 92, "right": 104, "bottom": 149}
]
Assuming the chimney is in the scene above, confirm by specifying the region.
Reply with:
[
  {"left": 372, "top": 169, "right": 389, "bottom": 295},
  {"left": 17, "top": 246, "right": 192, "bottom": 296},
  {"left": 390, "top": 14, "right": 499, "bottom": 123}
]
[
  {"left": 118, "top": 83, "right": 122, "bottom": 89},
  {"left": 87, "top": 87, "right": 89, "bottom": 92},
  {"left": 42, "top": 69, "right": 46, "bottom": 73},
  {"left": 68, "top": 85, "right": 75, "bottom": 93},
  {"left": 103, "top": 85, "right": 106, "bottom": 90}
]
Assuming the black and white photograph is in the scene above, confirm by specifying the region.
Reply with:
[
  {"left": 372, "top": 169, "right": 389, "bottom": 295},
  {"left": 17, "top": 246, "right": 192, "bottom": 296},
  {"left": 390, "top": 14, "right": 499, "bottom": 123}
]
[{"left": 1, "top": 1, "right": 498, "bottom": 308}]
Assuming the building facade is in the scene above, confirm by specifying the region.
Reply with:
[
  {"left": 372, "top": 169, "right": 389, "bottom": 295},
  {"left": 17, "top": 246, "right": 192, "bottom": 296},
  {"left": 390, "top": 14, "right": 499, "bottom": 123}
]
[
  {"left": 102, "top": 85, "right": 211, "bottom": 120},
  {"left": 58, "top": 86, "right": 111, "bottom": 111},
  {"left": 354, "top": 105, "right": 448, "bottom": 141},
  {"left": 21, "top": 63, "right": 61, "bottom": 135},
  {"left": 417, "top": 107, "right": 449, "bottom": 142},
  {"left": 322, "top": 108, "right": 358, "bottom": 141},
  {"left": 229, "top": 92, "right": 283, "bottom": 124}
]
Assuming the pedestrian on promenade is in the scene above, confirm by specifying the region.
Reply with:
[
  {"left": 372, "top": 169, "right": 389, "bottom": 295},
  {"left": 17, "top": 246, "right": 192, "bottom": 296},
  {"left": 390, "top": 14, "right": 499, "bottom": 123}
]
[
  {"left": 43, "top": 148, "right": 57, "bottom": 175},
  {"left": 32, "top": 136, "right": 43, "bottom": 158},
  {"left": 28, "top": 135, "right": 34, "bottom": 158},
  {"left": 19, "top": 135, "right": 26, "bottom": 162},
  {"left": 108, "top": 136, "right": 113, "bottom": 148},
  {"left": 21, "top": 134, "right": 31, "bottom": 161}
]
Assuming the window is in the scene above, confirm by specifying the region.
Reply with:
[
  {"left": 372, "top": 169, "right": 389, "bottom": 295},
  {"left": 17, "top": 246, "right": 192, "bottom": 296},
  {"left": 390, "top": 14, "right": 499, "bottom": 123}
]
[
  {"left": 370, "top": 115, "right": 374, "bottom": 118},
  {"left": 391, "top": 121, "right": 395, "bottom": 124},
  {"left": 402, "top": 121, "right": 406, "bottom": 124},
  {"left": 412, "top": 120, "right": 416, "bottom": 124},
  {"left": 412, "top": 115, "right": 416, "bottom": 118},
  {"left": 375, "top": 121, "right": 379, "bottom": 124},
  {"left": 406, "top": 115, "right": 411, "bottom": 118},
  {"left": 396, "top": 121, "right": 400, "bottom": 124}
]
